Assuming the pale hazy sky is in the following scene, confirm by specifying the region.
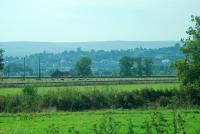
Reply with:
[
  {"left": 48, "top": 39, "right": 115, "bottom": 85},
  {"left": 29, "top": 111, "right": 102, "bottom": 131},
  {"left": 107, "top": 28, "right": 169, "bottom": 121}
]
[{"left": 0, "top": 0, "right": 200, "bottom": 42}]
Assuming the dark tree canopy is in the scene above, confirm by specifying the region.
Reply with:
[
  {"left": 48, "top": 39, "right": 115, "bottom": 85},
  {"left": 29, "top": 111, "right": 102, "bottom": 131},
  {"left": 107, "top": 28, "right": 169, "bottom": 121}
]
[
  {"left": 119, "top": 56, "right": 133, "bottom": 77},
  {"left": 175, "top": 16, "right": 200, "bottom": 86},
  {"left": 135, "top": 57, "right": 143, "bottom": 76},
  {"left": 119, "top": 56, "right": 153, "bottom": 77},
  {"left": 144, "top": 58, "right": 153, "bottom": 76},
  {"left": 75, "top": 57, "right": 92, "bottom": 76},
  {"left": 0, "top": 49, "right": 4, "bottom": 71},
  {"left": 3, "top": 63, "right": 33, "bottom": 76}
]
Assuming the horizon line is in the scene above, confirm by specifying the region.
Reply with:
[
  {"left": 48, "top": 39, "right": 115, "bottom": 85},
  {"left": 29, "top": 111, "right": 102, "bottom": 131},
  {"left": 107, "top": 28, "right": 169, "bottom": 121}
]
[{"left": 0, "top": 40, "right": 180, "bottom": 43}]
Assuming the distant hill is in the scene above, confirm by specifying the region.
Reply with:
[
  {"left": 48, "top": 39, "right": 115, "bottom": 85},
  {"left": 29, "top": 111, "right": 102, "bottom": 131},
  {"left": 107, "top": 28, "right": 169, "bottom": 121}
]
[{"left": 0, "top": 41, "right": 179, "bottom": 56}]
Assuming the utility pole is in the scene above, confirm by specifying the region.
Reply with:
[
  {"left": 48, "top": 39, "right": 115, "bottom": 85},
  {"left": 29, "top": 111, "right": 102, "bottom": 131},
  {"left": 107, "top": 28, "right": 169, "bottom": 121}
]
[
  {"left": 23, "top": 57, "right": 26, "bottom": 80},
  {"left": 38, "top": 56, "right": 41, "bottom": 78}
]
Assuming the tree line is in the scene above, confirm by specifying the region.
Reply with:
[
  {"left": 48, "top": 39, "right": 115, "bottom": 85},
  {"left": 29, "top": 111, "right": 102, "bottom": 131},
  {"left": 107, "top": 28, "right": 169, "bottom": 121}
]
[
  {"left": 51, "top": 56, "right": 153, "bottom": 77},
  {"left": 0, "top": 51, "right": 153, "bottom": 77},
  {"left": 119, "top": 56, "right": 153, "bottom": 77},
  {"left": 1, "top": 44, "right": 181, "bottom": 76}
]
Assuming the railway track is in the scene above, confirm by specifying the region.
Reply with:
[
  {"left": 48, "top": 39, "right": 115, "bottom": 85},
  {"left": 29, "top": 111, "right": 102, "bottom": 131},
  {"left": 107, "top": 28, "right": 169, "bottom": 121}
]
[{"left": 0, "top": 76, "right": 179, "bottom": 88}]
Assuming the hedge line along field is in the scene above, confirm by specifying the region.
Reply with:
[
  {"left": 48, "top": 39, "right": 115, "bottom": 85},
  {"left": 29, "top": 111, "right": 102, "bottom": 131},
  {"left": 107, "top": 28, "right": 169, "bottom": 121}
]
[
  {"left": 1, "top": 110, "right": 200, "bottom": 134},
  {"left": 0, "top": 83, "right": 179, "bottom": 96}
]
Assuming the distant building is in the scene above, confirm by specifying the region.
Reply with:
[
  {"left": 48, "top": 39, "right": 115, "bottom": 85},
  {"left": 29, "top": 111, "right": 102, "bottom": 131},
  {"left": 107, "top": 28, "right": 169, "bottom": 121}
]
[{"left": 51, "top": 69, "right": 72, "bottom": 77}]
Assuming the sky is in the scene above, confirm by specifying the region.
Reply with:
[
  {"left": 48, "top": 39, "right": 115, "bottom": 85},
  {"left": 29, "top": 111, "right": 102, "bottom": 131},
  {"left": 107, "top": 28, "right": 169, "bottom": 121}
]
[{"left": 0, "top": 0, "right": 200, "bottom": 42}]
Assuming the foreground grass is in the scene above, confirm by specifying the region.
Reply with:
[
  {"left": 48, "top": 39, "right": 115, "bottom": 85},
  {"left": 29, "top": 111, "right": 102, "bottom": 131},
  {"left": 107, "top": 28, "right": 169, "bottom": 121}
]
[
  {"left": 0, "top": 109, "right": 199, "bottom": 134},
  {"left": 0, "top": 83, "right": 179, "bottom": 96}
]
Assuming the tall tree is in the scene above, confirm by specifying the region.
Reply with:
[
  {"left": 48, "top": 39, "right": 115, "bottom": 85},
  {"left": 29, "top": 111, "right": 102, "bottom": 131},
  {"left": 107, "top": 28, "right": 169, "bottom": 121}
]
[
  {"left": 75, "top": 57, "right": 92, "bottom": 76},
  {"left": 136, "top": 57, "right": 143, "bottom": 76},
  {"left": 175, "top": 16, "right": 200, "bottom": 86},
  {"left": 0, "top": 49, "right": 4, "bottom": 71},
  {"left": 144, "top": 58, "right": 153, "bottom": 76},
  {"left": 119, "top": 56, "right": 133, "bottom": 77},
  {"left": 131, "top": 57, "right": 137, "bottom": 76}
]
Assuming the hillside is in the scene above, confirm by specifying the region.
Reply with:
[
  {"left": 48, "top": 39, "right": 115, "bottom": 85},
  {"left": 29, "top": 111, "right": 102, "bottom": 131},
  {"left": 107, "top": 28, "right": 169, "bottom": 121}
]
[
  {"left": 0, "top": 41, "right": 179, "bottom": 56},
  {"left": 2, "top": 44, "right": 182, "bottom": 76}
]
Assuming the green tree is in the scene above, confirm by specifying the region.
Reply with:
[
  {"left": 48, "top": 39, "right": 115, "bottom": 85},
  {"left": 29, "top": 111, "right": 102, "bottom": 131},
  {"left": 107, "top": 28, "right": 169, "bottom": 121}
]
[
  {"left": 75, "top": 56, "right": 92, "bottom": 76},
  {"left": 0, "top": 49, "right": 4, "bottom": 71},
  {"left": 3, "top": 63, "right": 33, "bottom": 76},
  {"left": 175, "top": 16, "right": 200, "bottom": 86},
  {"left": 144, "top": 58, "right": 153, "bottom": 76},
  {"left": 136, "top": 57, "right": 143, "bottom": 76},
  {"left": 119, "top": 56, "right": 133, "bottom": 77}
]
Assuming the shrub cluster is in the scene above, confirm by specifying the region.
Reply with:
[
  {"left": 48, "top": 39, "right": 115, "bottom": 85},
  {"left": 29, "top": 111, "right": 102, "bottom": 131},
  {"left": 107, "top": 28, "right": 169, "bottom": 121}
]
[
  {"left": 0, "top": 86, "right": 40, "bottom": 113},
  {"left": 0, "top": 85, "right": 200, "bottom": 113}
]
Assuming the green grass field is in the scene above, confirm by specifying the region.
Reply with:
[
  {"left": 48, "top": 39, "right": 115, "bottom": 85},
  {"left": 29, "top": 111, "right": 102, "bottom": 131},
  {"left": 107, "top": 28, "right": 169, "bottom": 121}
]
[
  {"left": 0, "top": 109, "right": 200, "bottom": 134},
  {"left": 0, "top": 83, "right": 179, "bottom": 96},
  {"left": 1, "top": 83, "right": 191, "bottom": 134}
]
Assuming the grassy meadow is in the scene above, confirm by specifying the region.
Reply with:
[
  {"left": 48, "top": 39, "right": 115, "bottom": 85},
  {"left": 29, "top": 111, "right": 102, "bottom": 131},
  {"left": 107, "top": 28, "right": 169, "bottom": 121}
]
[
  {"left": 0, "top": 83, "right": 179, "bottom": 96},
  {"left": 1, "top": 82, "right": 200, "bottom": 134},
  {"left": 1, "top": 109, "right": 200, "bottom": 134}
]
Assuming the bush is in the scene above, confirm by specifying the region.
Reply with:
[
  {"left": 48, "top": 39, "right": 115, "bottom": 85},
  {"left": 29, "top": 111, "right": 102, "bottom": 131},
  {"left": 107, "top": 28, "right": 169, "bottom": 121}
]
[
  {"left": 180, "top": 85, "right": 200, "bottom": 106},
  {"left": 22, "top": 85, "right": 38, "bottom": 96},
  {"left": 4, "top": 86, "right": 41, "bottom": 113},
  {"left": 1, "top": 86, "right": 200, "bottom": 113},
  {"left": 0, "top": 95, "right": 6, "bottom": 112},
  {"left": 114, "top": 90, "right": 146, "bottom": 108}
]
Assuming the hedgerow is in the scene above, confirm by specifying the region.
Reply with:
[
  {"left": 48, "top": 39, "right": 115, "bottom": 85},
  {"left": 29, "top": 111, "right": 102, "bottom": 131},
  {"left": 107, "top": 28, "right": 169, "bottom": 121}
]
[{"left": 0, "top": 85, "right": 199, "bottom": 113}]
